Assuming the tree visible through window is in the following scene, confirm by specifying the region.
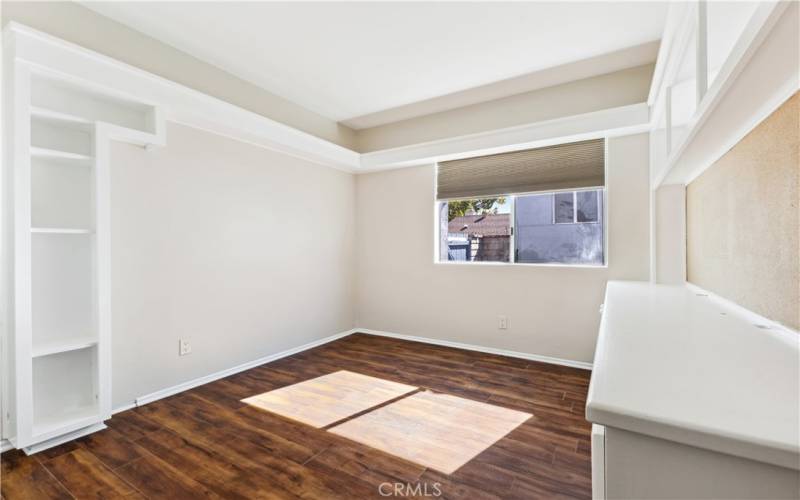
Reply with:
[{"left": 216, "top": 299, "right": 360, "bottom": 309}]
[{"left": 439, "top": 198, "right": 510, "bottom": 262}]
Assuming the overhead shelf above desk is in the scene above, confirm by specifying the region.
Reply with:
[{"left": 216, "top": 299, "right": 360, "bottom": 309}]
[{"left": 648, "top": 2, "right": 795, "bottom": 189}]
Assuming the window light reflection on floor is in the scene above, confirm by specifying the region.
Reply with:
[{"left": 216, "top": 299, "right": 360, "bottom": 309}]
[{"left": 241, "top": 370, "right": 532, "bottom": 474}]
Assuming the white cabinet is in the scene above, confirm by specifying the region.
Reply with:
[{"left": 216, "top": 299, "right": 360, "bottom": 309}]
[{"left": 587, "top": 282, "right": 800, "bottom": 499}]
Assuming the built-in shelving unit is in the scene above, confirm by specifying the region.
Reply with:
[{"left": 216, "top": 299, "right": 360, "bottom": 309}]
[
  {"left": 4, "top": 36, "right": 165, "bottom": 453},
  {"left": 25, "top": 72, "right": 103, "bottom": 449}
]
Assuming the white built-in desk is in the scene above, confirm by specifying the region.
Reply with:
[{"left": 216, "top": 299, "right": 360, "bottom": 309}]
[{"left": 587, "top": 281, "right": 800, "bottom": 499}]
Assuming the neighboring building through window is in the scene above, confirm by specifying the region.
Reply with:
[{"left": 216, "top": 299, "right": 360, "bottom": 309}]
[
  {"left": 515, "top": 189, "right": 604, "bottom": 264},
  {"left": 438, "top": 189, "right": 604, "bottom": 265}
]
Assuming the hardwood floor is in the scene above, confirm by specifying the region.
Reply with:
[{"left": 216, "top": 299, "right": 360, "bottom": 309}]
[{"left": 1, "top": 333, "right": 593, "bottom": 499}]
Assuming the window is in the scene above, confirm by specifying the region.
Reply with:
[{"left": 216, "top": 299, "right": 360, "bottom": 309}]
[
  {"left": 438, "top": 189, "right": 604, "bottom": 265},
  {"left": 554, "top": 192, "right": 575, "bottom": 224},
  {"left": 516, "top": 189, "right": 604, "bottom": 265},
  {"left": 435, "top": 139, "right": 606, "bottom": 266},
  {"left": 576, "top": 190, "right": 599, "bottom": 223},
  {"left": 438, "top": 197, "right": 511, "bottom": 263},
  {"left": 553, "top": 190, "right": 601, "bottom": 224}
]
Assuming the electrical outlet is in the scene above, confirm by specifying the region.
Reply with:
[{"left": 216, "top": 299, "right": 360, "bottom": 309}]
[
  {"left": 179, "top": 339, "right": 192, "bottom": 356},
  {"left": 498, "top": 315, "right": 508, "bottom": 330}
]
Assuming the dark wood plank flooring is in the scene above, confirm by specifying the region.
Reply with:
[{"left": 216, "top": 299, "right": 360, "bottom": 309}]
[{"left": 1, "top": 333, "right": 592, "bottom": 499}]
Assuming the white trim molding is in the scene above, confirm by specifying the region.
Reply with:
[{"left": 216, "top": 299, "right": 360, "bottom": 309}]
[
  {"left": 357, "top": 329, "right": 593, "bottom": 370},
  {"left": 1, "top": 439, "right": 13, "bottom": 453},
  {"left": 5, "top": 22, "right": 361, "bottom": 172},
  {"left": 5, "top": 22, "right": 652, "bottom": 175},
  {"left": 359, "top": 103, "right": 649, "bottom": 172}
]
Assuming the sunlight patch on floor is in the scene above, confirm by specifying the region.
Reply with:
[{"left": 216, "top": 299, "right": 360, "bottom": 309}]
[
  {"left": 241, "top": 370, "right": 417, "bottom": 428},
  {"left": 330, "top": 390, "right": 532, "bottom": 474},
  {"left": 242, "top": 371, "right": 531, "bottom": 474}
]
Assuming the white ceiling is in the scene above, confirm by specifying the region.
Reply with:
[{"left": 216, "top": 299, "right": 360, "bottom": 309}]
[{"left": 83, "top": 1, "right": 668, "bottom": 127}]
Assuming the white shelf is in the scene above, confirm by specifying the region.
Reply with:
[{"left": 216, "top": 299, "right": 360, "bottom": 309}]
[
  {"left": 32, "top": 337, "right": 98, "bottom": 358},
  {"left": 31, "top": 227, "right": 93, "bottom": 234},
  {"left": 31, "top": 106, "right": 93, "bottom": 130},
  {"left": 30, "top": 147, "right": 92, "bottom": 166},
  {"left": 32, "top": 405, "right": 100, "bottom": 441}
]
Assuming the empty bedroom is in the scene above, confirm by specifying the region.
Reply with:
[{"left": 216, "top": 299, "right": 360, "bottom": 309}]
[{"left": 1, "top": 1, "right": 798, "bottom": 499}]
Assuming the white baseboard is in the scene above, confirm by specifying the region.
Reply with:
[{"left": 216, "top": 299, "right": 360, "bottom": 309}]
[
  {"left": 356, "top": 329, "right": 593, "bottom": 370},
  {"left": 113, "top": 328, "right": 358, "bottom": 414},
  {"left": 1, "top": 438, "right": 12, "bottom": 453},
  {"left": 111, "top": 326, "right": 591, "bottom": 416}
]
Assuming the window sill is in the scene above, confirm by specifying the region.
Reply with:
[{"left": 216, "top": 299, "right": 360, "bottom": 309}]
[{"left": 434, "top": 261, "right": 608, "bottom": 269}]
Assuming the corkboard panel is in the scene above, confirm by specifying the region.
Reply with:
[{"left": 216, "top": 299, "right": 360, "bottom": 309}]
[{"left": 687, "top": 92, "right": 799, "bottom": 330}]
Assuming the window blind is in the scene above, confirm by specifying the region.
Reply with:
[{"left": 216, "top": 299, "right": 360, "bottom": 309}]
[{"left": 436, "top": 139, "right": 605, "bottom": 200}]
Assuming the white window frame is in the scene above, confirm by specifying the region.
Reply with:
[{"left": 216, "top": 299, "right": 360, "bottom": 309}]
[{"left": 509, "top": 194, "right": 516, "bottom": 263}]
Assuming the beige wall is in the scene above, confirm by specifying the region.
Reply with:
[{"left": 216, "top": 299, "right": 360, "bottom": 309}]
[
  {"left": 356, "top": 65, "right": 654, "bottom": 152},
  {"left": 1, "top": 1, "right": 357, "bottom": 149},
  {"left": 687, "top": 93, "right": 799, "bottom": 330},
  {"left": 109, "top": 122, "right": 356, "bottom": 408},
  {"left": 354, "top": 133, "right": 650, "bottom": 363}
]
